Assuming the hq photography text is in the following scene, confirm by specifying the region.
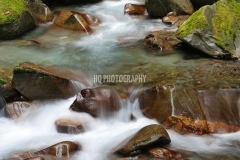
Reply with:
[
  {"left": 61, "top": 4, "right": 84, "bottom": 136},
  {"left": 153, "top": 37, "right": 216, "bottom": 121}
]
[{"left": 94, "top": 75, "right": 147, "bottom": 84}]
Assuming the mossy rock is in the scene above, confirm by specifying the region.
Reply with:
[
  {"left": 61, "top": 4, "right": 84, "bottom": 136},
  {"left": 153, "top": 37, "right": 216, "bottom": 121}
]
[
  {"left": 176, "top": 0, "right": 240, "bottom": 59},
  {"left": 0, "top": 0, "right": 27, "bottom": 25},
  {"left": 115, "top": 124, "right": 171, "bottom": 156},
  {"left": 0, "top": 0, "right": 36, "bottom": 40}
]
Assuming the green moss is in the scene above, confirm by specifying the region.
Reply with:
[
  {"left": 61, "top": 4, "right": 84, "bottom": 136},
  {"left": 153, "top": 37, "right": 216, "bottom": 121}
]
[
  {"left": 212, "top": 0, "right": 240, "bottom": 50},
  {"left": 176, "top": 7, "right": 209, "bottom": 38},
  {"left": 0, "top": 0, "right": 27, "bottom": 24},
  {"left": 0, "top": 76, "right": 7, "bottom": 85},
  {"left": 14, "top": 66, "right": 37, "bottom": 74}
]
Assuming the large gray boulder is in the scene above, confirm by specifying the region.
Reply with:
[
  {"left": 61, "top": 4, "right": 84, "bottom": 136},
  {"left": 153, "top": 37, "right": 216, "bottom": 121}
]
[
  {"left": 176, "top": 0, "right": 240, "bottom": 59},
  {"left": 145, "top": 0, "right": 194, "bottom": 17}
]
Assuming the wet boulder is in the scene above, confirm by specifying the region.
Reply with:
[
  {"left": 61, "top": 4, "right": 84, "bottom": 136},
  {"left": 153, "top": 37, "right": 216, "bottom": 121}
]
[
  {"left": 12, "top": 62, "right": 84, "bottom": 100},
  {"left": 5, "top": 101, "right": 33, "bottom": 121},
  {"left": 148, "top": 147, "right": 182, "bottom": 159},
  {"left": 55, "top": 119, "right": 85, "bottom": 134},
  {"left": 28, "top": 0, "right": 53, "bottom": 22},
  {"left": 139, "top": 85, "right": 205, "bottom": 124},
  {"left": 0, "top": 0, "right": 36, "bottom": 40},
  {"left": 144, "top": 31, "right": 182, "bottom": 52},
  {"left": 139, "top": 85, "right": 240, "bottom": 134},
  {"left": 124, "top": 4, "right": 147, "bottom": 15},
  {"left": 115, "top": 124, "right": 171, "bottom": 156},
  {"left": 145, "top": 0, "right": 194, "bottom": 17},
  {"left": 70, "top": 86, "right": 121, "bottom": 117},
  {"left": 190, "top": 0, "right": 218, "bottom": 9},
  {"left": 53, "top": 10, "right": 100, "bottom": 34},
  {"left": 176, "top": 0, "right": 240, "bottom": 59}
]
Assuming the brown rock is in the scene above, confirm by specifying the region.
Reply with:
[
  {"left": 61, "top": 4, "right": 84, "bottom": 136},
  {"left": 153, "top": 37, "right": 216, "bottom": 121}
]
[
  {"left": 124, "top": 4, "right": 147, "bottom": 15},
  {"left": 149, "top": 147, "right": 182, "bottom": 159},
  {"left": 145, "top": 0, "right": 194, "bottom": 17},
  {"left": 55, "top": 119, "right": 85, "bottom": 134},
  {"left": 70, "top": 86, "right": 121, "bottom": 117},
  {"left": 34, "top": 141, "right": 80, "bottom": 156},
  {"left": 115, "top": 124, "right": 171, "bottom": 156},
  {"left": 197, "top": 89, "right": 240, "bottom": 126},
  {"left": 53, "top": 10, "right": 99, "bottom": 34},
  {"left": 162, "top": 115, "right": 208, "bottom": 135},
  {"left": 162, "top": 16, "right": 179, "bottom": 25},
  {"left": 12, "top": 62, "right": 84, "bottom": 100},
  {"left": 139, "top": 85, "right": 240, "bottom": 135},
  {"left": 139, "top": 85, "right": 205, "bottom": 124},
  {"left": 28, "top": 0, "right": 53, "bottom": 22},
  {"left": 144, "top": 31, "right": 182, "bottom": 52},
  {"left": 5, "top": 101, "right": 33, "bottom": 121}
]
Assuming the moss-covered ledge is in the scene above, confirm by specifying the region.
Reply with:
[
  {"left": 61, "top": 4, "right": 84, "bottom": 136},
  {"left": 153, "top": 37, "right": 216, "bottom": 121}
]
[
  {"left": 176, "top": 0, "right": 240, "bottom": 59},
  {"left": 0, "top": 0, "right": 27, "bottom": 25}
]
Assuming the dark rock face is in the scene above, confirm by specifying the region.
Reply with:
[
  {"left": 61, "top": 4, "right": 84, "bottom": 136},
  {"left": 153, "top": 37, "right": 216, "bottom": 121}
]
[
  {"left": 176, "top": 0, "right": 240, "bottom": 59},
  {"left": 28, "top": 0, "right": 53, "bottom": 22},
  {"left": 190, "top": 0, "right": 218, "bottom": 9},
  {"left": 0, "top": 94, "right": 6, "bottom": 110},
  {"left": 0, "top": 79, "right": 22, "bottom": 102},
  {"left": 0, "top": 10, "right": 36, "bottom": 40},
  {"left": 115, "top": 124, "right": 171, "bottom": 156},
  {"left": 70, "top": 86, "right": 121, "bottom": 117},
  {"left": 5, "top": 101, "right": 33, "bottom": 120},
  {"left": 139, "top": 85, "right": 240, "bottom": 134},
  {"left": 145, "top": 0, "right": 194, "bottom": 17},
  {"left": 12, "top": 62, "right": 83, "bottom": 100},
  {"left": 124, "top": 4, "right": 147, "bottom": 15},
  {"left": 55, "top": 119, "right": 85, "bottom": 134}
]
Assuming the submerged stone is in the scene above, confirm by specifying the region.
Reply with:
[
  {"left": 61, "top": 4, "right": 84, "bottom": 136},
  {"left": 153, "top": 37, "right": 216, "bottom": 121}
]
[{"left": 176, "top": 0, "right": 240, "bottom": 59}]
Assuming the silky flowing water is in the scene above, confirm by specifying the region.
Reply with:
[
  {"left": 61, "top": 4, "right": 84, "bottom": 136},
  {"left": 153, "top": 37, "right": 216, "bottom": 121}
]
[{"left": 0, "top": 0, "right": 240, "bottom": 159}]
